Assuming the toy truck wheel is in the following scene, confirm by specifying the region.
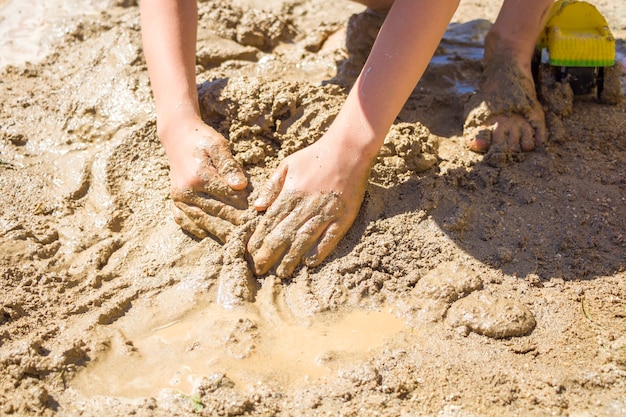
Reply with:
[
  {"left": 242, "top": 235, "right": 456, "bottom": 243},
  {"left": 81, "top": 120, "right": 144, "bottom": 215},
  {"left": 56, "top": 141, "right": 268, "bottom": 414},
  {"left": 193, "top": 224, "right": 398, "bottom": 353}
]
[
  {"left": 531, "top": 49, "right": 542, "bottom": 83},
  {"left": 598, "top": 62, "right": 623, "bottom": 104},
  {"left": 559, "top": 67, "right": 597, "bottom": 95}
]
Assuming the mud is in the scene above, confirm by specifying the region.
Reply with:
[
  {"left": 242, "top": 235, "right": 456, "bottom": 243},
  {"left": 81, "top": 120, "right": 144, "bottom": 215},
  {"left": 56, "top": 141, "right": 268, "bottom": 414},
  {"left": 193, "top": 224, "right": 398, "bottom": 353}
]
[{"left": 1, "top": 0, "right": 625, "bottom": 416}]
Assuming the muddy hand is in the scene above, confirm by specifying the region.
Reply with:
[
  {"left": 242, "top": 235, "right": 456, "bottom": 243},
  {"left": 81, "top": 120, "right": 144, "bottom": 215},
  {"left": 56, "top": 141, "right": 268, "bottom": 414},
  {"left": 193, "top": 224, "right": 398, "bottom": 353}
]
[
  {"left": 247, "top": 142, "right": 370, "bottom": 278},
  {"left": 163, "top": 122, "right": 249, "bottom": 243},
  {"left": 248, "top": 187, "right": 345, "bottom": 278}
]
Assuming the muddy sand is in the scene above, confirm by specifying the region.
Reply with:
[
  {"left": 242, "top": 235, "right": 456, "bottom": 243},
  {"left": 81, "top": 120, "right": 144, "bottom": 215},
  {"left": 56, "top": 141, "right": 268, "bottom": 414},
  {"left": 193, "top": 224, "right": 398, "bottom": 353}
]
[{"left": 1, "top": 0, "right": 625, "bottom": 416}]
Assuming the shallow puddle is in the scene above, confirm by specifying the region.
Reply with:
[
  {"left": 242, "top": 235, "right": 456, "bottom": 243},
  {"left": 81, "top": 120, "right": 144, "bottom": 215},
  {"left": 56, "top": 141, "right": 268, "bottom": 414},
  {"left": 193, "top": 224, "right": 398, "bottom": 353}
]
[
  {"left": 71, "top": 283, "right": 406, "bottom": 398},
  {"left": 0, "top": 0, "right": 103, "bottom": 68}
]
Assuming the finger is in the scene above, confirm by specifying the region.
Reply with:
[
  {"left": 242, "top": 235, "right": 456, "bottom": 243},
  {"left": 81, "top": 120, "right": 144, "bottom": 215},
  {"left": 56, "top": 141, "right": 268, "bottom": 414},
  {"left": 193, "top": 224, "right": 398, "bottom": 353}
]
[
  {"left": 304, "top": 221, "right": 349, "bottom": 268},
  {"left": 175, "top": 201, "right": 235, "bottom": 243},
  {"left": 248, "top": 193, "right": 313, "bottom": 276},
  {"left": 194, "top": 167, "right": 249, "bottom": 210},
  {"left": 248, "top": 192, "right": 300, "bottom": 252},
  {"left": 172, "top": 187, "right": 246, "bottom": 225},
  {"left": 253, "top": 164, "right": 288, "bottom": 211},
  {"left": 275, "top": 215, "right": 332, "bottom": 278},
  {"left": 203, "top": 138, "right": 248, "bottom": 191},
  {"left": 248, "top": 222, "right": 292, "bottom": 276},
  {"left": 173, "top": 205, "right": 209, "bottom": 239}
]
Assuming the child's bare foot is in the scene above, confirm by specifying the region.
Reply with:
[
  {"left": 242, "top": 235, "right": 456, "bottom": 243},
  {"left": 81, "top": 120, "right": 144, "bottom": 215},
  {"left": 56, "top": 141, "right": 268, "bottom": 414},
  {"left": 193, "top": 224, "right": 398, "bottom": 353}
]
[{"left": 463, "top": 34, "right": 547, "bottom": 153}]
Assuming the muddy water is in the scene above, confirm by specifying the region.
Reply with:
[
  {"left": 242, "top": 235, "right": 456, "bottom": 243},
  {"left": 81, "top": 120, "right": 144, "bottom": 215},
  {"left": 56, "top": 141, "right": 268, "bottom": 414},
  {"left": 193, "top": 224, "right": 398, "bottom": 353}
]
[
  {"left": 0, "top": 0, "right": 103, "bottom": 68},
  {"left": 71, "top": 281, "right": 406, "bottom": 398}
]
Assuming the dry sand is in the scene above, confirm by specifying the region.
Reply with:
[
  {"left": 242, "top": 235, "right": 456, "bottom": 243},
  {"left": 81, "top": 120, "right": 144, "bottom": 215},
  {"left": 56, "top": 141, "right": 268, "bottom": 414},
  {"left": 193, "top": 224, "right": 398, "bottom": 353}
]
[{"left": 0, "top": 0, "right": 625, "bottom": 416}]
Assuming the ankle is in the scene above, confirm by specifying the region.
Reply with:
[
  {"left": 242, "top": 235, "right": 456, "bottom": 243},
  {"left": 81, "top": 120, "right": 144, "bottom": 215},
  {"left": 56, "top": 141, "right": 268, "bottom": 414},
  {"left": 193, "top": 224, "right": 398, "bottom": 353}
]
[{"left": 484, "top": 30, "right": 534, "bottom": 77}]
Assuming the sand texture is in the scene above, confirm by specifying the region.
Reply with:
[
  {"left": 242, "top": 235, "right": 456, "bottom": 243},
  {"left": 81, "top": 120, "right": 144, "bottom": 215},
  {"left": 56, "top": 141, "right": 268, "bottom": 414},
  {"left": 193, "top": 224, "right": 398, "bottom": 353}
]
[{"left": 0, "top": 0, "right": 625, "bottom": 416}]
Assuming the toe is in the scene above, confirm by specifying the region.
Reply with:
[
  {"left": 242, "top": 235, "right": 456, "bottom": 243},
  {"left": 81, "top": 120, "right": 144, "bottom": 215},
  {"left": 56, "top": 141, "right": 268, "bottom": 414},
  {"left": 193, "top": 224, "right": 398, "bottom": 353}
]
[
  {"left": 491, "top": 118, "right": 517, "bottom": 151},
  {"left": 465, "top": 127, "right": 491, "bottom": 153},
  {"left": 519, "top": 122, "right": 535, "bottom": 152}
]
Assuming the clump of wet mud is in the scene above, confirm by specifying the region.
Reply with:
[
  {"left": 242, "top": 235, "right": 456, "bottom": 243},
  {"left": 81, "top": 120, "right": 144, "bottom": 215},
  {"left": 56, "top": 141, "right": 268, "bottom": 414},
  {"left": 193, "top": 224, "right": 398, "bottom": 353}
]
[
  {"left": 447, "top": 291, "right": 536, "bottom": 338},
  {"left": 199, "top": 0, "right": 292, "bottom": 52},
  {"left": 199, "top": 76, "right": 345, "bottom": 166},
  {"left": 372, "top": 122, "right": 439, "bottom": 186},
  {"left": 1, "top": 0, "right": 625, "bottom": 416}
]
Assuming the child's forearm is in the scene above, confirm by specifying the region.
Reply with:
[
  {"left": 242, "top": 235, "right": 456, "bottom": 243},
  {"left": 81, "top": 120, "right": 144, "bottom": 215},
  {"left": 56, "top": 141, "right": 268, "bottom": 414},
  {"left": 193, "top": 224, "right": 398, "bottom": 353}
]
[
  {"left": 140, "top": 0, "right": 200, "bottom": 132},
  {"left": 331, "top": 0, "right": 460, "bottom": 160}
]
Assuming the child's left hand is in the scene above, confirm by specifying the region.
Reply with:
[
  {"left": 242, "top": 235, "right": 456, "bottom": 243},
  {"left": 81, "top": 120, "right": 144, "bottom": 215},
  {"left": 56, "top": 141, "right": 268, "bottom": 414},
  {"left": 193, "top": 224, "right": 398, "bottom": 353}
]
[{"left": 247, "top": 133, "right": 373, "bottom": 278}]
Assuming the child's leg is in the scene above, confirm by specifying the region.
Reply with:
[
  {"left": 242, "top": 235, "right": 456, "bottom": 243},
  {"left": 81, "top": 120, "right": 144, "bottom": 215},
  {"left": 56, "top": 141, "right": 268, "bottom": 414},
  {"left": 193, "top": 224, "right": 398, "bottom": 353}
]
[{"left": 463, "top": 0, "right": 554, "bottom": 153}]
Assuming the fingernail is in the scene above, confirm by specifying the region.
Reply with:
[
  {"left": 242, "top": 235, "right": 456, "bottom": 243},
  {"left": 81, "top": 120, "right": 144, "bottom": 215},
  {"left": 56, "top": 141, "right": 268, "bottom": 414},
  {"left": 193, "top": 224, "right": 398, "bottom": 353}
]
[
  {"left": 253, "top": 197, "right": 268, "bottom": 210},
  {"left": 252, "top": 259, "right": 268, "bottom": 276},
  {"left": 227, "top": 173, "right": 247, "bottom": 189}
]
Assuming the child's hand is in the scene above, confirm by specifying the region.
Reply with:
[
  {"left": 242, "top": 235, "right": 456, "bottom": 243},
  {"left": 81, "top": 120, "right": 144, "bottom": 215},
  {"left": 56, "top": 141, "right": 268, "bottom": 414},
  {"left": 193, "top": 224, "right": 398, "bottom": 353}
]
[
  {"left": 247, "top": 134, "right": 373, "bottom": 278},
  {"left": 160, "top": 119, "right": 249, "bottom": 243}
]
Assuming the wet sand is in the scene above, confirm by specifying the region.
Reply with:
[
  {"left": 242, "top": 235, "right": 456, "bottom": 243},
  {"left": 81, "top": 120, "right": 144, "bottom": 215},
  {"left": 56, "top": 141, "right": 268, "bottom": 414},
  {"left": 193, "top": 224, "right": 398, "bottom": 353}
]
[{"left": 0, "top": 0, "right": 625, "bottom": 416}]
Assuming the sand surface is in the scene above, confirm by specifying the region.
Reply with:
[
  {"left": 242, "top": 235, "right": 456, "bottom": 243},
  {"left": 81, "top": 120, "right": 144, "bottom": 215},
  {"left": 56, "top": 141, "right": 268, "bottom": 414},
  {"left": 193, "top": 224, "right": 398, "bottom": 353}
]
[{"left": 1, "top": 0, "right": 625, "bottom": 416}]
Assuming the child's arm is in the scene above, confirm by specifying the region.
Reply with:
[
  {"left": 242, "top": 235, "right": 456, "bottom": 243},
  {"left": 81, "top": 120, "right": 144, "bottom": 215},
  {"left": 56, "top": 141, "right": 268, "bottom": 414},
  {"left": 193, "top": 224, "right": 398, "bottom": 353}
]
[
  {"left": 248, "top": 0, "right": 460, "bottom": 277},
  {"left": 140, "top": 0, "right": 249, "bottom": 242}
]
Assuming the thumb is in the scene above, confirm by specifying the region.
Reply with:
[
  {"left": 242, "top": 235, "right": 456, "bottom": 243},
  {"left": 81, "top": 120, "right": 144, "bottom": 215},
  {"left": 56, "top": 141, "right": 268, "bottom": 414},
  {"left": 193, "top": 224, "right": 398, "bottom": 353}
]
[
  {"left": 253, "top": 163, "right": 288, "bottom": 211},
  {"left": 206, "top": 137, "right": 248, "bottom": 191}
]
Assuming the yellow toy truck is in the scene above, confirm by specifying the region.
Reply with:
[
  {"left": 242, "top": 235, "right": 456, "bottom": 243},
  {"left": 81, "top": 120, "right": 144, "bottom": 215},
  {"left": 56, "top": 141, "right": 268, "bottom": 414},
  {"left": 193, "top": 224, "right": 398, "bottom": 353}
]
[{"left": 533, "top": 0, "right": 622, "bottom": 104}]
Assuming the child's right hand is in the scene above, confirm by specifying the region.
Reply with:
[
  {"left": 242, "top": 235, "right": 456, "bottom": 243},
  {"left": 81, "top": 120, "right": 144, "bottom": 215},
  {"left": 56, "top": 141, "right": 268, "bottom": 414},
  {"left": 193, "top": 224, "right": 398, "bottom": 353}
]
[{"left": 159, "top": 118, "right": 250, "bottom": 243}]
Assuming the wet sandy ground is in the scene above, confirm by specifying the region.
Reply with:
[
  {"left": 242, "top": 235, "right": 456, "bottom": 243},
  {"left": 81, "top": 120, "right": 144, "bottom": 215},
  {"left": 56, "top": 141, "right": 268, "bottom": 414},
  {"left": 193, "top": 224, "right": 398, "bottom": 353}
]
[{"left": 0, "top": 0, "right": 625, "bottom": 416}]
